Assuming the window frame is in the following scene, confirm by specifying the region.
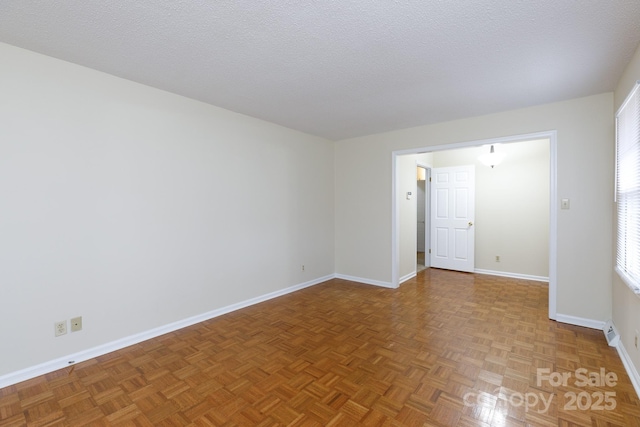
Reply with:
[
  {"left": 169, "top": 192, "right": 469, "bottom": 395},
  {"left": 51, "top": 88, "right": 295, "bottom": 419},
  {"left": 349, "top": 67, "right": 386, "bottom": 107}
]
[{"left": 615, "top": 81, "right": 640, "bottom": 294}]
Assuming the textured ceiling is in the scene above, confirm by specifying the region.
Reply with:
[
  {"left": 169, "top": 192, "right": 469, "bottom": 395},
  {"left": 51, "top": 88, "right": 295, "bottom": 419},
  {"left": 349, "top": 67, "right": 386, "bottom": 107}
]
[{"left": 1, "top": 1, "right": 639, "bottom": 140}]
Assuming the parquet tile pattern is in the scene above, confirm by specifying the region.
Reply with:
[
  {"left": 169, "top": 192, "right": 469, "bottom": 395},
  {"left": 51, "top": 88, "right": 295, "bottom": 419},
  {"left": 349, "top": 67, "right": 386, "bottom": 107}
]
[{"left": 2, "top": 269, "right": 640, "bottom": 426}]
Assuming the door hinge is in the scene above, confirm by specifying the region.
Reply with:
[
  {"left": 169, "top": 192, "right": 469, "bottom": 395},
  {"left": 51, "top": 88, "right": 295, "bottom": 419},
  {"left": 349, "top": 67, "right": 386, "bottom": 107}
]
[
  {"left": 428, "top": 249, "right": 431, "bottom": 254},
  {"left": 429, "top": 177, "right": 432, "bottom": 182}
]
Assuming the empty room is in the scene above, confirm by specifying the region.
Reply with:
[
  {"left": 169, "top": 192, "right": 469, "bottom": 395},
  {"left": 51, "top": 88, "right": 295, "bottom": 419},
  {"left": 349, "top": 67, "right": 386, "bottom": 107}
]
[{"left": 2, "top": 1, "right": 640, "bottom": 426}]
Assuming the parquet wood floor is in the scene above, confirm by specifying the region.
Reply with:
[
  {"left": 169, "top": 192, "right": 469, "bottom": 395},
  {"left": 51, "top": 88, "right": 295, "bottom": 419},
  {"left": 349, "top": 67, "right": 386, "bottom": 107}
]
[{"left": 2, "top": 269, "right": 640, "bottom": 426}]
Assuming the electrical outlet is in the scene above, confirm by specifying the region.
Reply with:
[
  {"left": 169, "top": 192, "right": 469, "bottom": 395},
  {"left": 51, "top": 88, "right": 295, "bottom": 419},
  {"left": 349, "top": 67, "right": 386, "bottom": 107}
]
[
  {"left": 495, "top": 255, "right": 500, "bottom": 262},
  {"left": 55, "top": 320, "right": 67, "bottom": 337},
  {"left": 70, "top": 316, "right": 82, "bottom": 332},
  {"left": 302, "top": 265, "right": 305, "bottom": 271}
]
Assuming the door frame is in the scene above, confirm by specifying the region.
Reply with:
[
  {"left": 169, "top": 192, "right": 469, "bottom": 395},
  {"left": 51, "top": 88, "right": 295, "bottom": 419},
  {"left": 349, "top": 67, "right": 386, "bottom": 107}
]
[{"left": 391, "top": 130, "right": 557, "bottom": 320}]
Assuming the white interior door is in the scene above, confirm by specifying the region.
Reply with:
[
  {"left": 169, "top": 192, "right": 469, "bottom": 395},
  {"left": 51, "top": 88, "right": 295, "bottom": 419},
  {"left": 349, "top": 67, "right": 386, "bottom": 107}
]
[{"left": 430, "top": 165, "right": 475, "bottom": 272}]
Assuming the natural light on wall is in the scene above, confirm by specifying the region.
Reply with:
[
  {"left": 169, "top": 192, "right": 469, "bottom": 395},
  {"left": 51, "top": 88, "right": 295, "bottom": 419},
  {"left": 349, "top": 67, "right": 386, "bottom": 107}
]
[{"left": 615, "top": 81, "right": 640, "bottom": 293}]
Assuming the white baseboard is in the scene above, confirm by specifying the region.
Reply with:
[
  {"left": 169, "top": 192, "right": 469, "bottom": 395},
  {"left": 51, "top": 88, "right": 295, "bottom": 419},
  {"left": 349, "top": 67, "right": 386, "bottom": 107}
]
[
  {"left": 399, "top": 272, "right": 416, "bottom": 284},
  {"left": 334, "top": 274, "right": 395, "bottom": 289},
  {"left": 542, "top": 316, "right": 640, "bottom": 399},
  {"left": 0, "top": 274, "right": 334, "bottom": 389},
  {"left": 614, "top": 336, "right": 640, "bottom": 399},
  {"left": 474, "top": 268, "right": 549, "bottom": 283},
  {"left": 555, "top": 313, "right": 606, "bottom": 330}
]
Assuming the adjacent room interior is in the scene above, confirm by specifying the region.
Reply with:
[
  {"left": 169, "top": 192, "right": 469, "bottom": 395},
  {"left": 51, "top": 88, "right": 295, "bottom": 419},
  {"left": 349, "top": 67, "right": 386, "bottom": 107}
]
[{"left": 397, "top": 139, "right": 550, "bottom": 283}]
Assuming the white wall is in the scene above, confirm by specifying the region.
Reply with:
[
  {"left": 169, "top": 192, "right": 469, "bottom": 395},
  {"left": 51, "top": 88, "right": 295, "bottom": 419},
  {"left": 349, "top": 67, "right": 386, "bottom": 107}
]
[
  {"left": 335, "top": 93, "right": 614, "bottom": 323},
  {"left": 612, "top": 43, "right": 640, "bottom": 379},
  {"left": 397, "top": 155, "right": 418, "bottom": 280},
  {"left": 0, "top": 42, "right": 335, "bottom": 377}
]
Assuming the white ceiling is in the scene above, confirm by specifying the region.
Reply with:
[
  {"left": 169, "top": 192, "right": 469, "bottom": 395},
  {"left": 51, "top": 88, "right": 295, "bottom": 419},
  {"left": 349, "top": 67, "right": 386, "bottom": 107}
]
[{"left": 1, "top": 1, "right": 639, "bottom": 141}]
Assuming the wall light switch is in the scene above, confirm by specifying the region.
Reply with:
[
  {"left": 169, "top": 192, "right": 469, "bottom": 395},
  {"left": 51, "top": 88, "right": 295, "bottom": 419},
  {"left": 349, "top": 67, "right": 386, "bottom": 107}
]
[
  {"left": 561, "top": 198, "right": 570, "bottom": 210},
  {"left": 406, "top": 192, "right": 412, "bottom": 200}
]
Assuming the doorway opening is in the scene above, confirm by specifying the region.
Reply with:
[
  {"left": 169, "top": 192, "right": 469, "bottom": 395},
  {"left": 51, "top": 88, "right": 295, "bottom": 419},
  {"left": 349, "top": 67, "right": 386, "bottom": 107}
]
[
  {"left": 416, "top": 165, "right": 429, "bottom": 273},
  {"left": 392, "top": 131, "right": 557, "bottom": 320}
]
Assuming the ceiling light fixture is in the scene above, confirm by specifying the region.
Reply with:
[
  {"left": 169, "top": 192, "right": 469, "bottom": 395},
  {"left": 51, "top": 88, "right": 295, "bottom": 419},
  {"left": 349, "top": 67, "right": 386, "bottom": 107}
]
[{"left": 478, "top": 145, "right": 505, "bottom": 168}]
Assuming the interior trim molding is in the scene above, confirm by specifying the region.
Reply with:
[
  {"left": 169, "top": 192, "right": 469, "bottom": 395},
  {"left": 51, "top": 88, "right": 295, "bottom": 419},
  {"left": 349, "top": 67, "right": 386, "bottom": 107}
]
[
  {"left": 615, "top": 338, "right": 640, "bottom": 399},
  {"left": 474, "top": 269, "right": 549, "bottom": 283},
  {"left": 334, "top": 274, "right": 395, "bottom": 289},
  {"left": 399, "top": 272, "right": 416, "bottom": 284},
  {"left": 555, "top": 313, "right": 605, "bottom": 330},
  {"left": 0, "top": 274, "right": 334, "bottom": 389}
]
